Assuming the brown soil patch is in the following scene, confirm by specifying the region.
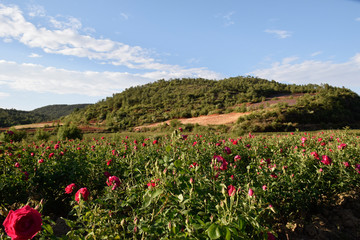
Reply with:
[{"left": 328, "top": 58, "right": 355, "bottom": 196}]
[
  {"left": 134, "top": 93, "right": 304, "bottom": 131},
  {"left": 135, "top": 112, "right": 250, "bottom": 131},
  {"left": 276, "top": 189, "right": 360, "bottom": 240}
]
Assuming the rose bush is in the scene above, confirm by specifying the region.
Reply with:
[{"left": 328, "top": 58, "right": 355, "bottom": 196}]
[{"left": 3, "top": 205, "right": 42, "bottom": 240}]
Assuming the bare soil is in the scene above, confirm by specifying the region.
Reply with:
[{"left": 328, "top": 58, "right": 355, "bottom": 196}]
[{"left": 134, "top": 93, "right": 304, "bottom": 130}]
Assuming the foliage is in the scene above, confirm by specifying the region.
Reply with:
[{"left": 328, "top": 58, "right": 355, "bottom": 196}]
[
  {"left": 0, "top": 130, "right": 359, "bottom": 239},
  {"left": 66, "top": 76, "right": 324, "bottom": 130},
  {"left": 56, "top": 124, "right": 83, "bottom": 140},
  {"left": 0, "top": 128, "right": 27, "bottom": 143},
  {"left": 33, "top": 129, "right": 51, "bottom": 141},
  {"left": 0, "top": 104, "right": 90, "bottom": 128}
]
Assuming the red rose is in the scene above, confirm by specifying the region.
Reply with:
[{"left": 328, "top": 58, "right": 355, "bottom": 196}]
[
  {"left": 3, "top": 205, "right": 42, "bottom": 240},
  {"left": 106, "top": 176, "right": 121, "bottom": 190},
  {"left": 75, "top": 188, "right": 90, "bottom": 202},
  {"left": 321, "top": 155, "right": 332, "bottom": 165},
  {"left": 65, "top": 183, "right": 77, "bottom": 194}
]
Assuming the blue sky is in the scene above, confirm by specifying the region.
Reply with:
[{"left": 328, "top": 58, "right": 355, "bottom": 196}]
[{"left": 0, "top": 0, "right": 360, "bottom": 110}]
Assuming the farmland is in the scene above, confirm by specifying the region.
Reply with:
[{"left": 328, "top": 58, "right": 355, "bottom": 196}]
[{"left": 0, "top": 129, "right": 359, "bottom": 239}]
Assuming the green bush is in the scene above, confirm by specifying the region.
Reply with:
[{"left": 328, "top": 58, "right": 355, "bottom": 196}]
[
  {"left": 57, "top": 124, "right": 83, "bottom": 140},
  {"left": 33, "top": 128, "right": 51, "bottom": 141},
  {"left": 0, "top": 128, "right": 27, "bottom": 142}
]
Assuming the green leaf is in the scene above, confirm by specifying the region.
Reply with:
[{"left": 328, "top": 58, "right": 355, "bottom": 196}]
[
  {"left": 174, "top": 159, "right": 182, "bottom": 168},
  {"left": 151, "top": 189, "right": 163, "bottom": 198},
  {"left": 166, "top": 145, "right": 172, "bottom": 153},
  {"left": 207, "top": 223, "right": 221, "bottom": 239},
  {"left": 238, "top": 218, "right": 245, "bottom": 230},
  {"left": 225, "top": 227, "right": 231, "bottom": 240},
  {"left": 63, "top": 218, "right": 76, "bottom": 228},
  {"left": 42, "top": 224, "right": 53, "bottom": 234},
  {"left": 142, "top": 194, "right": 152, "bottom": 208}
]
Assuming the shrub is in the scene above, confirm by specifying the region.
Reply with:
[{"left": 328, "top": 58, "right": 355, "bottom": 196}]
[
  {"left": 0, "top": 128, "right": 27, "bottom": 142},
  {"left": 33, "top": 129, "right": 51, "bottom": 141},
  {"left": 57, "top": 124, "right": 83, "bottom": 140}
]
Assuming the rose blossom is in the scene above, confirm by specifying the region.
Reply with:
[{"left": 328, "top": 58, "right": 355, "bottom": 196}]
[
  {"left": 248, "top": 188, "right": 254, "bottom": 197},
  {"left": 3, "top": 205, "right": 42, "bottom": 240},
  {"left": 75, "top": 188, "right": 90, "bottom": 202},
  {"left": 107, "top": 176, "right": 121, "bottom": 190},
  {"left": 321, "top": 155, "right": 332, "bottom": 165},
  {"left": 227, "top": 185, "right": 236, "bottom": 196},
  {"left": 65, "top": 183, "right": 77, "bottom": 194}
]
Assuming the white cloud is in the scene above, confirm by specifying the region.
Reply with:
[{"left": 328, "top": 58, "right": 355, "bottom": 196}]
[
  {"left": 264, "top": 29, "right": 292, "bottom": 39},
  {"left": 28, "top": 53, "right": 41, "bottom": 58},
  {"left": 215, "top": 11, "right": 235, "bottom": 27},
  {"left": 49, "top": 16, "right": 82, "bottom": 30},
  {"left": 120, "top": 13, "right": 129, "bottom": 20},
  {"left": 249, "top": 53, "right": 360, "bottom": 89},
  {"left": 0, "top": 3, "right": 220, "bottom": 78},
  {"left": 27, "top": 4, "right": 46, "bottom": 17},
  {"left": 282, "top": 56, "right": 298, "bottom": 64},
  {"left": 223, "top": 11, "right": 235, "bottom": 26},
  {"left": 0, "top": 60, "right": 222, "bottom": 97},
  {"left": 310, "top": 51, "right": 322, "bottom": 57},
  {"left": 355, "top": 17, "right": 360, "bottom": 21}
]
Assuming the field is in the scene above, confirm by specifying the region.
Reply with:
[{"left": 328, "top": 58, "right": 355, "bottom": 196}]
[{"left": 0, "top": 129, "right": 360, "bottom": 239}]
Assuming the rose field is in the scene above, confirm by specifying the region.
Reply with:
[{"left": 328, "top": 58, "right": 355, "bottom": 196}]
[{"left": 0, "top": 129, "right": 360, "bottom": 239}]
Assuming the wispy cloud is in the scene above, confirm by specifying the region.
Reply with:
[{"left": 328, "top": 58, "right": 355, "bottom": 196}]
[
  {"left": 356, "top": 17, "right": 360, "bottom": 21},
  {"left": 264, "top": 29, "right": 292, "bottom": 39},
  {"left": 223, "top": 11, "right": 235, "bottom": 26},
  {"left": 49, "top": 16, "right": 82, "bottom": 30},
  {"left": 27, "top": 4, "right": 46, "bottom": 17},
  {"left": 0, "top": 3, "right": 221, "bottom": 80},
  {"left": 249, "top": 53, "right": 360, "bottom": 89},
  {"left": 310, "top": 51, "right": 322, "bottom": 57},
  {"left": 120, "top": 12, "right": 129, "bottom": 20},
  {"left": 215, "top": 11, "right": 235, "bottom": 27},
  {"left": 28, "top": 53, "right": 42, "bottom": 58}
]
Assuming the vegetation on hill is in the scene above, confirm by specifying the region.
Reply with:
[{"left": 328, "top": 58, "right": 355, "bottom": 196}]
[
  {"left": 66, "top": 76, "right": 360, "bottom": 131},
  {"left": 32, "top": 104, "right": 91, "bottom": 120},
  {"left": 235, "top": 85, "right": 360, "bottom": 132},
  {"left": 0, "top": 104, "right": 90, "bottom": 128},
  {"left": 0, "top": 109, "right": 47, "bottom": 128}
]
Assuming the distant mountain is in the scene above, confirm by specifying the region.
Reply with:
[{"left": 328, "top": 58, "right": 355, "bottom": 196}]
[
  {"left": 65, "top": 76, "right": 360, "bottom": 132},
  {"left": 32, "top": 104, "right": 91, "bottom": 120},
  {"left": 0, "top": 104, "right": 91, "bottom": 128}
]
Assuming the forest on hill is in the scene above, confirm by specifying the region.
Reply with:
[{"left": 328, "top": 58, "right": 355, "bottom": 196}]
[
  {"left": 0, "top": 104, "right": 90, "bottom": 128},
  {"left": 65, "top": 76, "right": 360, "bottom": 132}
]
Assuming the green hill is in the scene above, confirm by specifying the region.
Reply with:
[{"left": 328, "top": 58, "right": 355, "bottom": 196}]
[
  {"left": 65, "top": 76, "right": 360, "bottom": 131},
  {"left": 32, "top": 104, "right": 91, "bottom": 120},
  {"left": 0, "top": 104, "right": 90, "bottom": 128}
]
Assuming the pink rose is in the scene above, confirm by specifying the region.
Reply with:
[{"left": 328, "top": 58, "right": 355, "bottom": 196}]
[
  {"left": 248, "top": 188, "right": 254, "bottom": 197},
  {"left": 227, "top": 185, "right": 236, "bottom": 196},
  {"left": 3, "top": 205, "right": 42, "bottom": 240},
  {"left": 75, "top": 188, "right": 90, "bottom": 202}
]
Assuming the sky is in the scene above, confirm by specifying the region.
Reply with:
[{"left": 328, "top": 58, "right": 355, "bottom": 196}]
[{"left": 0, "top": 0, "right": 360, "bottom": 111}]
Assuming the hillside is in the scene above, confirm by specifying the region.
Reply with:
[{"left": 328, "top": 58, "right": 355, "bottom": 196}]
[
  {"left": 32, "top": 104, "right": 91, "bottom": 120},
  {"left": 0, "top": 104, "right": 90, "bottom": 128},
  {"left": 66, "top": 76, "right": 360, "bottom": 132}
]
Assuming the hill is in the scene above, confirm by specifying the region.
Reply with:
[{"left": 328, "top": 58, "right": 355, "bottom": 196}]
[
  {"left": 32, "top": 104, "right": 91, "bottom": 120},
  {"left": 65, "top": 76, "right": 360, "bottom": 132},
  {"left": 0, "top": 104, "right": 90, "bottom": 128}
]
